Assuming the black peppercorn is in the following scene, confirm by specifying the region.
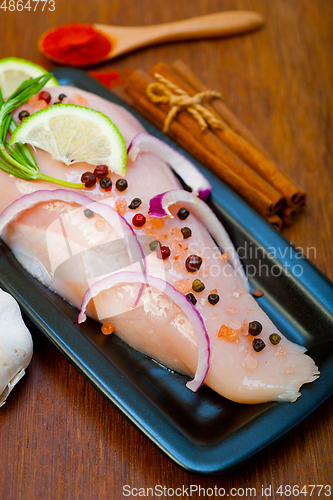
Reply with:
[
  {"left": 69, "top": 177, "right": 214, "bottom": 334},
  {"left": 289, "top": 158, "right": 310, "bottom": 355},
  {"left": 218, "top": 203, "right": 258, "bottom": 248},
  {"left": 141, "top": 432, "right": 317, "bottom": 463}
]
[
  {"left": 181, "top": 227, "right": 192, "bottom": 239},
  {"left": 208, "top": 293, "right": 220, "bottom": 305},
  {"left": 100, "top": 177, "right": 112, "bottom": 190},
  {"left": 149, "top": 240, "right": 161, "bottom": 252},
  {"left": 58, "top": 93, "right": 67, "bottom": 101},
  {"left": 177, "top": 207, "right": 190, "bottom": 220},
  {"left": 18, "top": 110, "right": 30, "bottom": 121},
  {"left": 185, "top": 255, "right": 203, "bottom": 273},
  {"left": 252, "top": 338, "right": 266, "bottom": 352},
  {"left": 186, "top": 293, "right": 197, "bottom": 306},
  {"left": 248, "top": 321, "right": 263, "bottom": 336},
  {"left": 192, "top": 279, "right": 205, "bottom": 293},
  {"left": 116, "top": 178, "right": 128, "bottom": 192},
  {"left": 83, "top": 208, "right": 94, "bottom": 219},
  {"left": 269, "top": 333, "right": 281, "bottom": 345},
  {"left": 128, "top": 198, "right": 142, "bottom": 210}
]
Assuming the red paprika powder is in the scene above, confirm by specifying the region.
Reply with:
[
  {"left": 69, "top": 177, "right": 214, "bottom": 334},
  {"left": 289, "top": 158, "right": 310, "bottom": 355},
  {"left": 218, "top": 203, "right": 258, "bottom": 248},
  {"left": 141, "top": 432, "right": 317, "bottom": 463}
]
[
  {"left": 89, "top": 70, "right": 125, "bottom": 88},
  {"left": 39, "top": 23, "right": 112, "bottom": 67}
]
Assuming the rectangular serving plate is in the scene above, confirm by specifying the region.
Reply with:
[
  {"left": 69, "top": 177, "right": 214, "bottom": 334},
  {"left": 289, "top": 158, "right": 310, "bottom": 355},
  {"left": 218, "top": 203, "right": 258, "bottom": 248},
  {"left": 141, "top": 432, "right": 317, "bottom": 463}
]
[{"left": 0, "top": 68, "right": 332, "bottom": 475}]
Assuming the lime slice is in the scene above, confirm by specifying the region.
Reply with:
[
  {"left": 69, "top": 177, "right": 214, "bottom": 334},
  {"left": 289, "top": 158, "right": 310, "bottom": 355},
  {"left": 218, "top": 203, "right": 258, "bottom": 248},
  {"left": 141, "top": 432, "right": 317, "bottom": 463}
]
[
  {"left": 10, "top": 104, "right": 127, "bottom": 175},
  {"left": 0, "top": 57, "right": 58, "bottom": 96}
]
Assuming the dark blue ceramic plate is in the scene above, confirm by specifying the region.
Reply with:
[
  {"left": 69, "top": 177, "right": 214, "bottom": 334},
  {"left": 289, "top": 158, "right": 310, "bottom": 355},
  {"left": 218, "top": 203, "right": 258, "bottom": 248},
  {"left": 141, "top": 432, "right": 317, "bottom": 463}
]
[{"left": 0, "top": 69, "right": 332, "bottom": 475}]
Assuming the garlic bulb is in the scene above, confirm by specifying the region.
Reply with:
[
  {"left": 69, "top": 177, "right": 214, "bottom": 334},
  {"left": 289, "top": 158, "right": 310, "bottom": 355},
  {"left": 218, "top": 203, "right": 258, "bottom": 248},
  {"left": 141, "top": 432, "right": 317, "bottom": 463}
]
[{"left": 0, "top": 288, "right": 33, "bottom": 407}]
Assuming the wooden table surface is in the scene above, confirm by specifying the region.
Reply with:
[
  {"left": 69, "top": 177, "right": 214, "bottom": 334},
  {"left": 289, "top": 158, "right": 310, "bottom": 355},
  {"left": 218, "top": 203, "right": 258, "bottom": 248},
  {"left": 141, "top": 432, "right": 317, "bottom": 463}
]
[{"left": 1, "top": 1, "right": 332, "bottom": 499}]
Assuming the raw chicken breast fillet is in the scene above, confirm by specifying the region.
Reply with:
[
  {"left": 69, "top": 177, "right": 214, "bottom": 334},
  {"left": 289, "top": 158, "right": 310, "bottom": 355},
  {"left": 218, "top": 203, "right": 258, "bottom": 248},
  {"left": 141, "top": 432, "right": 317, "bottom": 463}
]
[{"left": 0, "top": 86, "right": 319, "bottom": 404}]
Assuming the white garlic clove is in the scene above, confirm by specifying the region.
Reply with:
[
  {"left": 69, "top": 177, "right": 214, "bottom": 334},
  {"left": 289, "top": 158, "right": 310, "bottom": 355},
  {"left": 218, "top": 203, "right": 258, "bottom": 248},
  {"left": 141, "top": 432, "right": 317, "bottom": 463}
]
[{"left": 0, "top": 288, "right": 33, "bottom": 407}]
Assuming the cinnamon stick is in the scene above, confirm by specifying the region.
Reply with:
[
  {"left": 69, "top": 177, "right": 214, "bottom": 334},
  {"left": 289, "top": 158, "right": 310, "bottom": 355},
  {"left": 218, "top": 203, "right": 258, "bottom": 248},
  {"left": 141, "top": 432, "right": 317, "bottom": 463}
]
[
  {"left": 147, "top": 64, "right": 284, "bottom": 213},
  {"left": 125, "top": 70, "right": 281, "bottom": 217},
  {"left": 279, "top": 205, "right": 305, "bottom": 226},
  {"left": 265, "top": 214, "right": 284, "bottom": 231},
  {"left": 167, "top": 61, "right": 306, "bottom": 208},
  {"left": 171, "top": 59, "right": 270, "bottom": 158}
]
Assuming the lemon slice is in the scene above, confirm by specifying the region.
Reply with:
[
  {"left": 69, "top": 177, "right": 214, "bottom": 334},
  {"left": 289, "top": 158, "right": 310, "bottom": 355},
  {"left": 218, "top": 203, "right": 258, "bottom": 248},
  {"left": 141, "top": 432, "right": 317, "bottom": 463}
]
[
  {"left": 10, "top": 104, "right": 127, "bottom": 175},
  {"left": 0, "top": 57, "right": 58, "bottom": 96}
]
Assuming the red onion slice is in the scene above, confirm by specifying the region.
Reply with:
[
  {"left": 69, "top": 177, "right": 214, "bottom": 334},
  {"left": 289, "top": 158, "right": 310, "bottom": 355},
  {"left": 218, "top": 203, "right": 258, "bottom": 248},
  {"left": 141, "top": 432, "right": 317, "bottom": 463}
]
[
  {"left": 0, "top": 189, "right": 146, "bottom": 277},
  {"left": 148, "top": 190, "right": 249, "bottom": 292},
  {"left": 128, "top": 133, "right": 212, "bottom": 200},
  {"left": 78, "top": 270, "right": 210, "bottom": 392}
]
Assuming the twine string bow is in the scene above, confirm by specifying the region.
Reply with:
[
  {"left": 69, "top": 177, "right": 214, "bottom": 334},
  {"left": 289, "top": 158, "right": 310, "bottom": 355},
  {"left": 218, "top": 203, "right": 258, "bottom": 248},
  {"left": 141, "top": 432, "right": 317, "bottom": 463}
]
[{"left": 146, "top": 73, "right": 223, "bottom": 133}]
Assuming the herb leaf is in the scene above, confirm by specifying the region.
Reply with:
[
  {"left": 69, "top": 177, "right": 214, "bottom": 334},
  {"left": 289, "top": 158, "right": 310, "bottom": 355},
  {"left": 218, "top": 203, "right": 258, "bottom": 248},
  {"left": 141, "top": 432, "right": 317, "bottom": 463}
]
[{"left": 0, "top": 75, "right": 85, "bottom": 189}]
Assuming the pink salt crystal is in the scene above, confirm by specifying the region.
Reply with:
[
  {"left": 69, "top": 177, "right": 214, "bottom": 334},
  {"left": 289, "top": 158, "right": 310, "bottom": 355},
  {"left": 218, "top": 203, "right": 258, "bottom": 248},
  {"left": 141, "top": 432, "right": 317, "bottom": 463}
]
[
  {"left": 173, "top": 260, "right": 184, "bottom": 273},
  {"left": 151, "top": 218, "right": 164, "bottom": 230},
  {"left": 28, "top": 94, "right": 39, "bottom": 106},
  {"left": 170, "top": 227, "right": 183, "bottom": 241},
  {"left": 174, "top": 278, "right": 192, "bottom": 294},
  {"left": 200, "top": 266, "right": 210, "bottom": 279},
  {"left": 275, "top": 346, "right": 287, "bottom": 357},
  {"left": 229, "top": 320, "right": 241, "bottom": 330},
  {"left": 162, "top": 260, "right": 172, "bottom": 271},
  {"left": 94, "top": 219, "right": 106, "bottom": 232},
  {"left": 73, "top": 93, "right": 88, "bottom": 106},
  {"left": 226, "top": 305, "right": 238, "bottom": 315},
  {"left": 115, "top": 198, "right": 127, "bottom": 215},
  {"left": 240, "top": 320, "right": 249, "bottom": 335},
  {"left": 61, "top": 97, "right": 75, "bottom": 104},
  {"left": 242, "top": 354, "right": 258, "bottom": 370},
  {"left": 181, "top": 242, "right": 189, "bottom": 251}
]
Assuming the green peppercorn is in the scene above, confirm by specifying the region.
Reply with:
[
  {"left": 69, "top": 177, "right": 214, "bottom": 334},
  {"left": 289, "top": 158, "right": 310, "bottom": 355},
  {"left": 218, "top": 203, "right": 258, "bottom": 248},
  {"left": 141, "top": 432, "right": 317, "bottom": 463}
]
[
  {"left": 185, "top": 255, "right": 203, "bottom": 273},
  {"left": 181, "top": 227, "right": 192, "bottom": 239},
  {"left": 83, "top": 208, "right": 94, "bottom": 219},
  {"left": 269, "top": 333, "right": 281, "bottom": 345},
  {"left": 208, "top": 293, "right": 220, "bottom": 305},
  {"left": 192, "top": 279, "right": 205, "bottom": 293},
  {"left": 177, "top": 207, "right": 190, "bottom": 220},
  {"left": 149, "top": 239, "right": 161, "bottom": 252},
  {"left": 248, "top": 321, "right": 263, "bottom": 336},
  {"left": 128, "top": 198, "right": 142, "bottom": 210},
  {"left": 252, "top": 338, "right": 266, "bottom": 352},
  {"left": 186, "top": 293, "right": 197, "bottom": 306}
]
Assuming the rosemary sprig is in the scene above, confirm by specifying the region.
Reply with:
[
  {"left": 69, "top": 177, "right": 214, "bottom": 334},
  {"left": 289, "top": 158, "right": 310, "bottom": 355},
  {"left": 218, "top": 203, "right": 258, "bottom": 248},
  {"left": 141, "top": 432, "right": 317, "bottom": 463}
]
[{"left": 0, "top": 75, "right": 85, "bottom": 189}]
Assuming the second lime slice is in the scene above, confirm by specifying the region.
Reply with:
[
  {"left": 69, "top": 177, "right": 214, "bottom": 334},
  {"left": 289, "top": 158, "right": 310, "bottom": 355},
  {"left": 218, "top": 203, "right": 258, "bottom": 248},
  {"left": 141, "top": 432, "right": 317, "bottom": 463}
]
[{"left": 0, "top": 57, "right": 58, "bottom": 96}]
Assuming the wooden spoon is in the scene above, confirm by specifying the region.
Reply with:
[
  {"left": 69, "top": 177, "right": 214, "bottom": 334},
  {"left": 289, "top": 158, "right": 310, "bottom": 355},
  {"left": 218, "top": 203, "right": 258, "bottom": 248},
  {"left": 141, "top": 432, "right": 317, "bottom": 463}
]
[{"left": 39, "top": 11, "right": 264, "bottom": 66}]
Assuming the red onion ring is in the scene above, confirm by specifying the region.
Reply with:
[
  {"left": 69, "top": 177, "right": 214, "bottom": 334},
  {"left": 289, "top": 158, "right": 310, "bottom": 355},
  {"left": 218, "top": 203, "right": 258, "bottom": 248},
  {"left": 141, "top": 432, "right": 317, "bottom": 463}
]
[
  {"left": 148, "top": 189, "right": 249, "bottom": 292},
  {"left": 78, "top": 270, "right": 210, "bottom": 392},
  {"left": 127, "top": 133, "right": 212, "bottom": 200},
  {"left": 0, "top": 189, "right": 146, "bottom": 277}
]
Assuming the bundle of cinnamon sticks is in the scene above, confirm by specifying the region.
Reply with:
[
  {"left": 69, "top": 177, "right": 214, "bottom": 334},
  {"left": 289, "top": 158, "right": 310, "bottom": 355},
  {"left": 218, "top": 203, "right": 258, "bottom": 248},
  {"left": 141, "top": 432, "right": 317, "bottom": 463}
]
[{"left": 124, "top": 60, "right": 306, "bottom": 230}]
